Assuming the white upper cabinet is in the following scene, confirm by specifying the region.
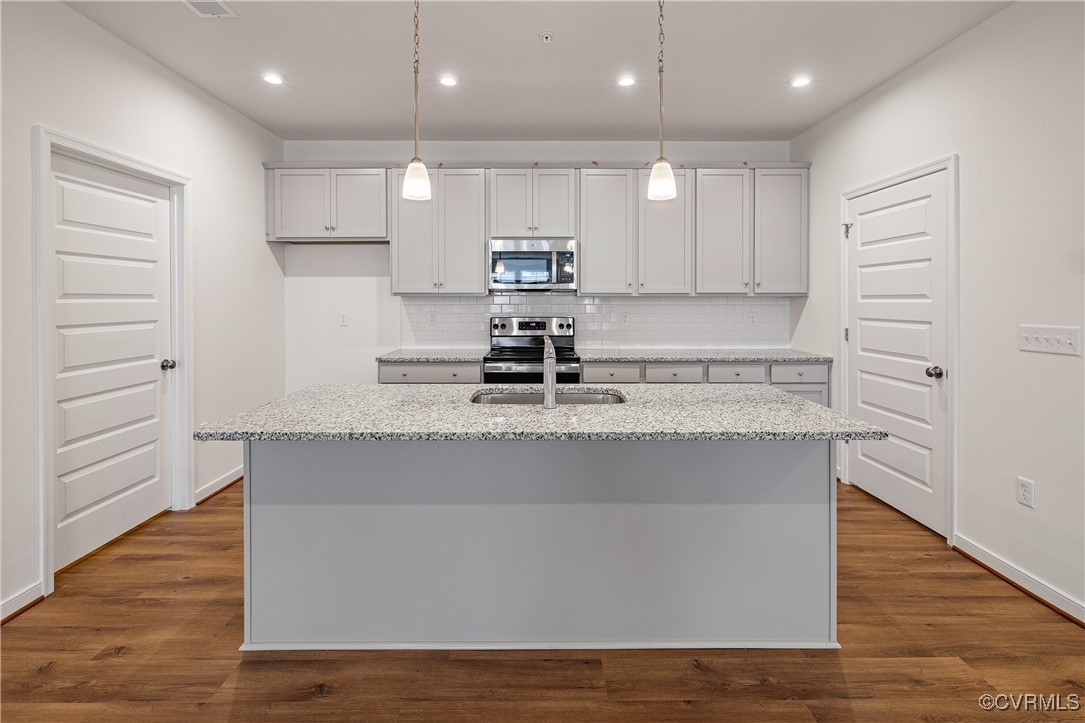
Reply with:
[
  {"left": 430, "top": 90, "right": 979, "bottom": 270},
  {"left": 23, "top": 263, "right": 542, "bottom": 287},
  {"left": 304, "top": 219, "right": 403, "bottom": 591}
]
[
  {"left": 273, "top": 168, "right": 387, "bottom": 240},
  {"left": 697, "top": 169, "right": 752, "bottom": 294},
  {"left": 391, "top": 168, "right": 486, "bottom": 295},
  {"left": 490, "top": 168, "right": 575, "bottom": 238},
  {"left": 439, "top": 169, "right": 487, "bottom": 295},
  {"left": 638, "top": 169, "right": 693, "bottom": 294},
  {"left": 391, "top": 168, "right": 438, "bottom": 293},
  {"left": 578, "top": 169, "right": 636, "bottom": 295},
  {"left": 695, "top": 167, "right": 808, "bottom": 295},
  {"left": 754, "top": 168, "right": 808, "bottom": 295}
]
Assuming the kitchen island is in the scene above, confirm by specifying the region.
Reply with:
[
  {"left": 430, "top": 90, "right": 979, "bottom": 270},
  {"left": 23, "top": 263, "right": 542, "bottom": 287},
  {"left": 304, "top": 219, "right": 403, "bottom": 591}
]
[{"left": 196, "top": 383, "right": 885, "bottom": 650}]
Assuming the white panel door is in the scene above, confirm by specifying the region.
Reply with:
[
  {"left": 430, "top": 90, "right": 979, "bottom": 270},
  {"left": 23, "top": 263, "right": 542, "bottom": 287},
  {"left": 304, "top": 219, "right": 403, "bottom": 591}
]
[
  {"left": 638, "top": 169, "right": 693, "bottom": 294},
  {"left": 439, "top": 169, "right": 486, "bottom": 295},
  {"left": 754, "top": 168, "right": 808, "bottom": 294},
  {"left": 846, "top": 170, "right": 949, "bottom": 535},
  {"left": 275, "top": 169, "right": 329, "bottom": 238},
  {"left": 48, "top": 154, "right": 173, "bottom": 570},
  {"left": 533, "top": 169, "right": 576, "bottom": 238},
  {"left": 489, "top": 169, "right": 533, "bottom": 237},
  {"left": 578, "top": 169, "right": 636, "bottom": 295},
  {"left": 330, "top": 169, "right": 387, "bottom": 239},
  {"left": 390, "top": 168, "right": 439, "bottom": 294},
  {"left": 697, "top": 169, "right": 752, "bottom": 294}
]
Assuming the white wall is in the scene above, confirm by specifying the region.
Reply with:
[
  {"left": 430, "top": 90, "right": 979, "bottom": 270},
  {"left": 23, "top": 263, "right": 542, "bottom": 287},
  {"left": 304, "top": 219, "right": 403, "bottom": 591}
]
[
  {"left": 790, "top": 2, "right": 1084, "bottom": 618},
  {"left": 285, "top": 245, "right": 401, "bottom": 390},
  {"left": 1, "top": 3, "right": 285, "bottom": 616}
]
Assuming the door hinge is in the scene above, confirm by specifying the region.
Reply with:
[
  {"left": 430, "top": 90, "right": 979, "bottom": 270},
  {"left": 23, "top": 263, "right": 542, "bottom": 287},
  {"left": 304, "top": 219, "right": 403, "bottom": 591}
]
[
  {"left": 842, "top": 222, "right": 853, "bottom": 239},
  {"left": 844, "top": 327, "right": 849, "bottom": 342}
]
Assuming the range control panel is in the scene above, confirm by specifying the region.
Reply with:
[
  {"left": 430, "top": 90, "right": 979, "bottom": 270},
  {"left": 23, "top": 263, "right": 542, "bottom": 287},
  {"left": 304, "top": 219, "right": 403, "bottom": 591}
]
[{"left": 490, "top": 317, "right": 575, "bottom": 337}]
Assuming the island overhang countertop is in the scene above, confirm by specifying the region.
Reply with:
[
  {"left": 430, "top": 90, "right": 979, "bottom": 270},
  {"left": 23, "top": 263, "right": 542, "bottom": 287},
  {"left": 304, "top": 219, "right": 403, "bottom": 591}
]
[{"left": 194, "top": 383, "right": 886, "bottom": 443}]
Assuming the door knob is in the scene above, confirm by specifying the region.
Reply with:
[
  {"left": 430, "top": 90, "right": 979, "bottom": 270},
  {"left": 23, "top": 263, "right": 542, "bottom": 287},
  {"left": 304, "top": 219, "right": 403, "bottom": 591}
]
[
  {"left": 160, "top": 359, "right": 177, "bottom": 370},
  {"left": 925, "top": 365, "right": 944, "bottom": 379}
]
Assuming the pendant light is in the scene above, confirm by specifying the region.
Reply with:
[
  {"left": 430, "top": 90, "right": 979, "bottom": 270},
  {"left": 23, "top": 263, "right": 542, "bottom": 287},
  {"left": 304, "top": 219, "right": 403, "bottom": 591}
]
[
  {"left": 647, "top": 0, "right": 677, "bottom": 201},
  {"left": 402, "top": 0, "right": 431, "bottom": 200}
]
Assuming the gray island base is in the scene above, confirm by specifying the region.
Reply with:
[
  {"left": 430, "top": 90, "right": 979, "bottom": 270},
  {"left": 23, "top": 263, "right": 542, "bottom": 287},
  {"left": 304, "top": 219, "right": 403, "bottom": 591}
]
[{"left": 197, "top": 384, "right": 886, "bottom": 650}]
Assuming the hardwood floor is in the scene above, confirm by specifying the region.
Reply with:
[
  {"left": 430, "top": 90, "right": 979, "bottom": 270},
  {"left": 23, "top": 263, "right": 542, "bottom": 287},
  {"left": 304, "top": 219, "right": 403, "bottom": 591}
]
[{"left": 3, "top": 480, "right": 1083, "bottom": 721}]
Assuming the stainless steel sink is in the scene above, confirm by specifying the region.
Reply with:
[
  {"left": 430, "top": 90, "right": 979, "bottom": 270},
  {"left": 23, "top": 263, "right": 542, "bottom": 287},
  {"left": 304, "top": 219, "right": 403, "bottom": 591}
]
[{"left": 470, "top": 391, "right": 626, "bottom": 405}]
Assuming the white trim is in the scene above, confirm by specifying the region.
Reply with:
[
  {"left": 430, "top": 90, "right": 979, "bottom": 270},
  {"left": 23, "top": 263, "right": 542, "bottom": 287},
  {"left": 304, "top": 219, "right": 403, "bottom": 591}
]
[
  {"left": 32, "top": 127, "right": 193, "bottom": 598},
  {"left": 955, "top": 534, "right": 1085, "bottom": 623},
  {"left": 240, "top": 640, "right": 843, "bottom": 651},
  {"left": 196, "top": 465, "right": 242, "bottom": 503},
  {"left": 840, "top": 155, "right": 960, "bottom": 545},
  {"left": 1, "top": 582, "right": 45, "bottom": 621}
]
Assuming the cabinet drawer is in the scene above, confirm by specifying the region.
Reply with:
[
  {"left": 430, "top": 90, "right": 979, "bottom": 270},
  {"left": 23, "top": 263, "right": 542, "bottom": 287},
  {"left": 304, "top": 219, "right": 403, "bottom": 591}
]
[
  {"left": 772, "top": 383, "right": 828, "bottom": 407},
  {"left": 770, "top": 364, "right": 828, "bottom": 384},
  {"left": 708, "top": 364, "right": 767, "bottom": 383},
  {"left": 583, "top": 364, "right": 642, "bottom": 383},
  {"left": 379, "top": 363, "right": 481, "bottom": 384},
  {"left": 645, "top": 364, "right": 704, "bottom": 383}
]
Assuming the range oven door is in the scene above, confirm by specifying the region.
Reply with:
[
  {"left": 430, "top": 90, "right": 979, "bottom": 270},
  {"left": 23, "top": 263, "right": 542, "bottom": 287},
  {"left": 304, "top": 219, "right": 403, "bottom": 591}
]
[
  {"left": 483, "top": 362, "right": 581, "bottom": 384},
  {"left": 489, "top": 239, "right": 576, "bottom": 292}
]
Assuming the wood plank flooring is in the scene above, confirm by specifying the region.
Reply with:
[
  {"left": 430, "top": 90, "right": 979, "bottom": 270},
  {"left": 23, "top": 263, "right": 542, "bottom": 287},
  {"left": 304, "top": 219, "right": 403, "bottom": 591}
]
[{"left": 3, "top": 481, "right": 1083, "bottom": 721}]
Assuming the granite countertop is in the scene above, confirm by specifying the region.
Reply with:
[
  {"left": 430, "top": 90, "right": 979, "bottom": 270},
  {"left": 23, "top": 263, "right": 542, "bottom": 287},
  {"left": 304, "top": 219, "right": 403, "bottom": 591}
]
[
  {"left": 194, "top": 383, "right": 884, "bottom": 443},
  {"left": 376, "top": 348, "right": 833, "bottom": 363},
  {"left": 578, "top": 348, "right": 834, "bottom": 363}
]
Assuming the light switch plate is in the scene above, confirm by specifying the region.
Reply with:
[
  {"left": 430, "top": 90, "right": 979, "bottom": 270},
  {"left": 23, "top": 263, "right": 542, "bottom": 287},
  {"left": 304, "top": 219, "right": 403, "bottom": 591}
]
[{"left": 1018, "top": 325, "right": 1081, "bottom": 356}]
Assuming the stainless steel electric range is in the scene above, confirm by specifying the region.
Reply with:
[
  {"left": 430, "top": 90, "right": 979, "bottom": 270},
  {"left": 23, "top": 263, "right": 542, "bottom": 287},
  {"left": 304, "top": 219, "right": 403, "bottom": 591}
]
[{"left": 483, "top": 316, "right": 580, "bottom": 384}]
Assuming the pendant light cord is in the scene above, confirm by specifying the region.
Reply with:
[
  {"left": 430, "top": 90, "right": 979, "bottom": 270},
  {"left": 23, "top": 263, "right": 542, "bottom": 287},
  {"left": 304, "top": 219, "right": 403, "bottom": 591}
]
[
  {"left": 412, "top": 0, "right": 421, "bottom": 162},
  {"left": 657, "top": 0, "right": 666, "bottom": 161}
]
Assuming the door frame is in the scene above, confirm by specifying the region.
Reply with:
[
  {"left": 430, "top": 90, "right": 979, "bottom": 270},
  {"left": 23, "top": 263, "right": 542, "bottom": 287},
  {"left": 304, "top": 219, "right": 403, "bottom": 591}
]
[
  {"left": 840, "top": 154, "right": 960, "bottom": 546},
  {"left": 32, "top": 126, "right": 194, "bottom": 595}
]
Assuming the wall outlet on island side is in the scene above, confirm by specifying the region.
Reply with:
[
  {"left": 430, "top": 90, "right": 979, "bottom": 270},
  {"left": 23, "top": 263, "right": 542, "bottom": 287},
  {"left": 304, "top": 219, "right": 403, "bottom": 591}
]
[
  {"left": 749, "top": 312, "right": 758, "bottom": 325},
  {"left": 1017, "top": 476, "right": 1036, "bottom": 509}
]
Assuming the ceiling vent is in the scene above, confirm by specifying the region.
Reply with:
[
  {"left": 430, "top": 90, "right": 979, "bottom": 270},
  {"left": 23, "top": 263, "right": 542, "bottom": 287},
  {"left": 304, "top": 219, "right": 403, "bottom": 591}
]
[{"left": 183, "top": 0, "right": 237, "bottom": 19}]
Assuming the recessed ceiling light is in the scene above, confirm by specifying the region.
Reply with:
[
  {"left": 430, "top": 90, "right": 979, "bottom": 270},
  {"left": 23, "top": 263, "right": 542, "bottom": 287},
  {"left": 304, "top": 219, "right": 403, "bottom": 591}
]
[
  {"left": 618, "top": 75, "right": 636, "bottom": 87},
  {"left": 790, "top": 76, "right": 811, "bottom": 88},
  {"left": 262, "top": 72, "right": 284, "bottom": 85},
  {"left": 439, "top": 75, "right": 458, "bottom": 87}
]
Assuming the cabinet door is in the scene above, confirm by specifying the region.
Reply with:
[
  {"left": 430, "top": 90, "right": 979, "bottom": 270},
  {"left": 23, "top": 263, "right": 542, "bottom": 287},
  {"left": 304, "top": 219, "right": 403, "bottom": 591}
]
[
  {"left": 638, "top": 169, "right": 693, "bottom": 294},
  {"left": 391, "top": 168, "right": 439, "bottom": 294},
  {"left": 274, "top": 169, "right": 329, "bottom": 238},
  {"left": 754, "top": 168, "right": 808, "bottom": 294},
  {"left": 697, "top": 169, "right": 752, "bottom": 293},
  {"left": 439, "top": 169, "right": 486, "bottom": 295},
  {"left": 330, "top": 169, "right": 387, "bottom": 238},
  {"left": 489, "top": 169, "right": 533, "bottom": 237},
  {"left": 772, "top": 383, "right": 828, "bottom": 406},
  {"left": 578, "top": 169, "right": 636, "bottom": 295},
  {"left": 533, "top": 169, "right": 576, "bottom": 238}
]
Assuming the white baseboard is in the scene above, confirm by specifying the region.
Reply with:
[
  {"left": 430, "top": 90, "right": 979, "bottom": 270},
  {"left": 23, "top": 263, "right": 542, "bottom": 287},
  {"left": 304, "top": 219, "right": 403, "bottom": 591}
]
[
  {"left": 195, "top": 465, "right": 242, "bottom": 503},
  {"left": 955, "top": 534, "right": 1085, "bottom": 623},
  {"left": 2, "top": 581, "right": 44, "bottom": 621}
]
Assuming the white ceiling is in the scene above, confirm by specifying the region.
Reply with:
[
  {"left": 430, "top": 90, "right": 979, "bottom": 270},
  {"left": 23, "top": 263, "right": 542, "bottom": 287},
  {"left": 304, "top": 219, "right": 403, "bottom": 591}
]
[{"left": 69, "top": 1, "right": 1010, "bottom": 141}]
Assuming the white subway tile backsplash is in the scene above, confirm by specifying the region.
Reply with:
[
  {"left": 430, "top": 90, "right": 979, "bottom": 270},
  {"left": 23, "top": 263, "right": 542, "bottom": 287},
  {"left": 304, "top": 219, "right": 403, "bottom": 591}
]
[{"left": 398, "top": 294, "right": 790, "bottom": 349}]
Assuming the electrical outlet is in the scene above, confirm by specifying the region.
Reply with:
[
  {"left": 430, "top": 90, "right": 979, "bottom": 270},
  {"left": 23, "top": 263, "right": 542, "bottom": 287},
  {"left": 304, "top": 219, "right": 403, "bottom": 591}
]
[
  {"left": 1018, "top": 325, "right": 1082, "bottom": 356},
  {"left": 749, "top": 312, "right": 758, "bottom": 325},
  {"left": 621, "top": 313, "right": 631, "bottom": 327},
  {"left": 428, "top": 311, "right": 437, "bottom": 324},
  {"left": 338, "top": 312, "right": 348, "bottom": 327},
  {"left": 1017, "top": 476, "right": 1036, "bottom": 509}
]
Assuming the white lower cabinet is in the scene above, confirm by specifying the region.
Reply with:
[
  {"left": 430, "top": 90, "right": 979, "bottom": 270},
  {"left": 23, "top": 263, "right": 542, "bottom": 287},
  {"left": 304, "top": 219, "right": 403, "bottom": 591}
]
[
  {"left": 378, "top": 363, "right": 481, "bottom": 384},
  {"left": 583, "top": 360, "right": 830, "bottom": 405},
  {"left": 391, "top": 168, "right": 486, "bottom": 295}
]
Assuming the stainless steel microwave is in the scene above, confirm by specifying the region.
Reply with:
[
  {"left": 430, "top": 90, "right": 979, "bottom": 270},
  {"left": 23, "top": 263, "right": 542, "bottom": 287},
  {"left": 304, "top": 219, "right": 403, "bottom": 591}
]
[{"left": 488, "top": 238, "right": 577, "bottom": 293}]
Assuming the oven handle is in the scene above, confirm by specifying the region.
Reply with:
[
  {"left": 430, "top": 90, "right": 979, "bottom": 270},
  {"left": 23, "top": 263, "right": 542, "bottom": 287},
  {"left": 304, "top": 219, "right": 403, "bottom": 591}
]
[{"left": 484, "top": 362, "right": 581, "bottom": 373}]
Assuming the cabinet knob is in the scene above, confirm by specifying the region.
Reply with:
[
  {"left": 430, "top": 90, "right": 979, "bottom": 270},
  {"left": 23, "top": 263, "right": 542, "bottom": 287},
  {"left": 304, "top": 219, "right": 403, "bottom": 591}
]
[
  {"left": 756, "top": 281, "right": 761, "bottom": 288},
  {"left": 744, "top": 281, "right": 749, "bottom": 287},
  {"left": 609, "top": 372, "right": 615, "bottom": 377},
  {"left": 439, "top": 282, "right": 444, "bottom": 287},
  {"left": 797, "top": 370, "right": 804, "bottom": 376},
  {"left": 672, "top": 371, "right": 678, "bottom": 377},
  {"left": 735, "top": 371, "right": 741, "bottom": 376},
  {"left": 627, "top": 282, "right": 632, "bottom": 287},
  {"left": 452, "top": 372, "right": 457, "bottom": 377},
  {"left": 330, "top": 225, "right": 336, "bottom": 231},
  {"left": 402, "top": 372, "right": 407, "bottom": 377},
  {"left": 324, "top": 225, "right": 330, "bottom": 231},
  {"left": 433, "top": 282, "right": 438, "bottom": 287}
]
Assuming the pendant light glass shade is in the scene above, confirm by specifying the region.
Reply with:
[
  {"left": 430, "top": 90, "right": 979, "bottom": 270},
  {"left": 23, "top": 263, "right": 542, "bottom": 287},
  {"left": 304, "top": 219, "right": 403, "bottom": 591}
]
[
  {"left": 402, "top": 158, "right": 431, "bottom": 201},
  {"left": 647, "top": 158, "right": 677, "bottom": 200},
  {"left": 402, "top": 0, "right": 431, "bottom": 201}
]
